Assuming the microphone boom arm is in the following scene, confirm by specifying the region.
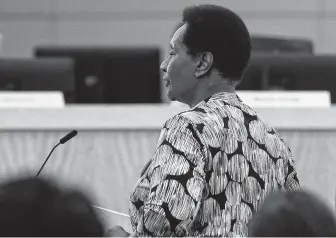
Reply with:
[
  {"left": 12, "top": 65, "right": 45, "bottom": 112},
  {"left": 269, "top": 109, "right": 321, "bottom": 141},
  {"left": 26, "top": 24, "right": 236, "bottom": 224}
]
[
  {"left": 36, "top": 142, "right": 61, "bottom": 177},
  {"left": 35, "top": 130, "right": 78, "bottom": 177}
]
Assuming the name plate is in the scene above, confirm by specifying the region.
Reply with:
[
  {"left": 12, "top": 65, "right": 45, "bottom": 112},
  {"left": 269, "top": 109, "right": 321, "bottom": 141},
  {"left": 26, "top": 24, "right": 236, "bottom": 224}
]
[
  {"left": 0, "top": 91, "right": 65, "bottom": 108},
  {"left": 236, "top": 91, "right": 331, "bottom": 108}
]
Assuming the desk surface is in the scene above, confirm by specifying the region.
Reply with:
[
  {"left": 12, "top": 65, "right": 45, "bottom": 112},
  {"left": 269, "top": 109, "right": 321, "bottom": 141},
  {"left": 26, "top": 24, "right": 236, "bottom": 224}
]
[{"left": 0, "top": 104, "right": 335, "bottom": 130}]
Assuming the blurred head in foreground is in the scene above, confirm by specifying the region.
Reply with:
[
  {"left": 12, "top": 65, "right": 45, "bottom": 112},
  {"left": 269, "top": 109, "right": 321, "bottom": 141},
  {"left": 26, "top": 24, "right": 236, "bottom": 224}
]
[
  {"left": 248, "top": 190, "right": 336, "bottom": 237},
  {"left": 0, "top": 176, "right": 104, "bottom": 237}
]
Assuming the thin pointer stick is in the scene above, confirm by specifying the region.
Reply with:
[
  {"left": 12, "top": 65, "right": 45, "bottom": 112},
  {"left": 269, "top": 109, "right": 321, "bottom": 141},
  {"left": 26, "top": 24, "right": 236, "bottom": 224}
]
[{"left": 91, "top": 205, "right": 130, "bottom": 217}]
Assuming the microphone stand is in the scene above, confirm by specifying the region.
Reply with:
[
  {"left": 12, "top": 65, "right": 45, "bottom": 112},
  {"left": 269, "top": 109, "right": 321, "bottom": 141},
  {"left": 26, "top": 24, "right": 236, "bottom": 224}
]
[
  {"left": 35, "top": 130, "right": 77, "bottom": 177},
  {"left": 36, "top": 142, "right": 60, "bottom": 177}
]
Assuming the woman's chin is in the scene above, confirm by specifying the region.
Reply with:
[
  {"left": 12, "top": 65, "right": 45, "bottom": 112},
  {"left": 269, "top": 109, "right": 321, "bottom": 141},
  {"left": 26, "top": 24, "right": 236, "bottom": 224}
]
[{"left": 167, "top": 89, "right": 176, "bottom": 101}]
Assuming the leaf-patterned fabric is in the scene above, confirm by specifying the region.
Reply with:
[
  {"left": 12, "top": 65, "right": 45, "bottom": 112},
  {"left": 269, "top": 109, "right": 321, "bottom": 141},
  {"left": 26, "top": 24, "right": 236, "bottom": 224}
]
[{"left": 129, "top": 92, "right": 300, "bottom": 237}]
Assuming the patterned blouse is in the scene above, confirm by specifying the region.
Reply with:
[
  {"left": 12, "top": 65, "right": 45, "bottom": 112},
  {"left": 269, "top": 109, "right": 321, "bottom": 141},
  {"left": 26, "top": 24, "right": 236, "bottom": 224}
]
[{"left": 129, "top": 92, "right": 300, "bottom": 237}]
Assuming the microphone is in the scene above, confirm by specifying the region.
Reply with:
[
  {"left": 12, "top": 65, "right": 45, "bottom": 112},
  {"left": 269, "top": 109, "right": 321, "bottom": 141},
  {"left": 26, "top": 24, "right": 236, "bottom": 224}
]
[
  {"left": 36, "top": 130, "right": 78, "bottom": 177},
  {"left": 60, "top": 130, "right": 78, "bottom": 144}
]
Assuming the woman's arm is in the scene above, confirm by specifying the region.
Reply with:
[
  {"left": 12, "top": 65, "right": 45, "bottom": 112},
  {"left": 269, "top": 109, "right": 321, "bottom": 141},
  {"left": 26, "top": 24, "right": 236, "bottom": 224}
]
[{"left": 135, "top": 115, "right": 207, "bottom": 236}]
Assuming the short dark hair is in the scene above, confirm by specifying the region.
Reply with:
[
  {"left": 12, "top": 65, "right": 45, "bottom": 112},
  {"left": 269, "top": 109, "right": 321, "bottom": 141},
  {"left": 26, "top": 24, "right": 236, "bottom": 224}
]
[
  {"left": 181, "top": 4, "right": 251, "bottom": 80},
  {"left": 248, "top": 190, "right": 336, "bottom": 237},
  {"left": 0, "top": 176, "right": 104, "bottom": 237}
]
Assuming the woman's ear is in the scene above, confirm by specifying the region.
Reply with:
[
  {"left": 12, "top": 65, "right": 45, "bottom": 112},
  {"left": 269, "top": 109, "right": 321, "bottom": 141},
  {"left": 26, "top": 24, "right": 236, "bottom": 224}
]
[{"left": 195, "top": 51, "right": 213, "bottom": 78}]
